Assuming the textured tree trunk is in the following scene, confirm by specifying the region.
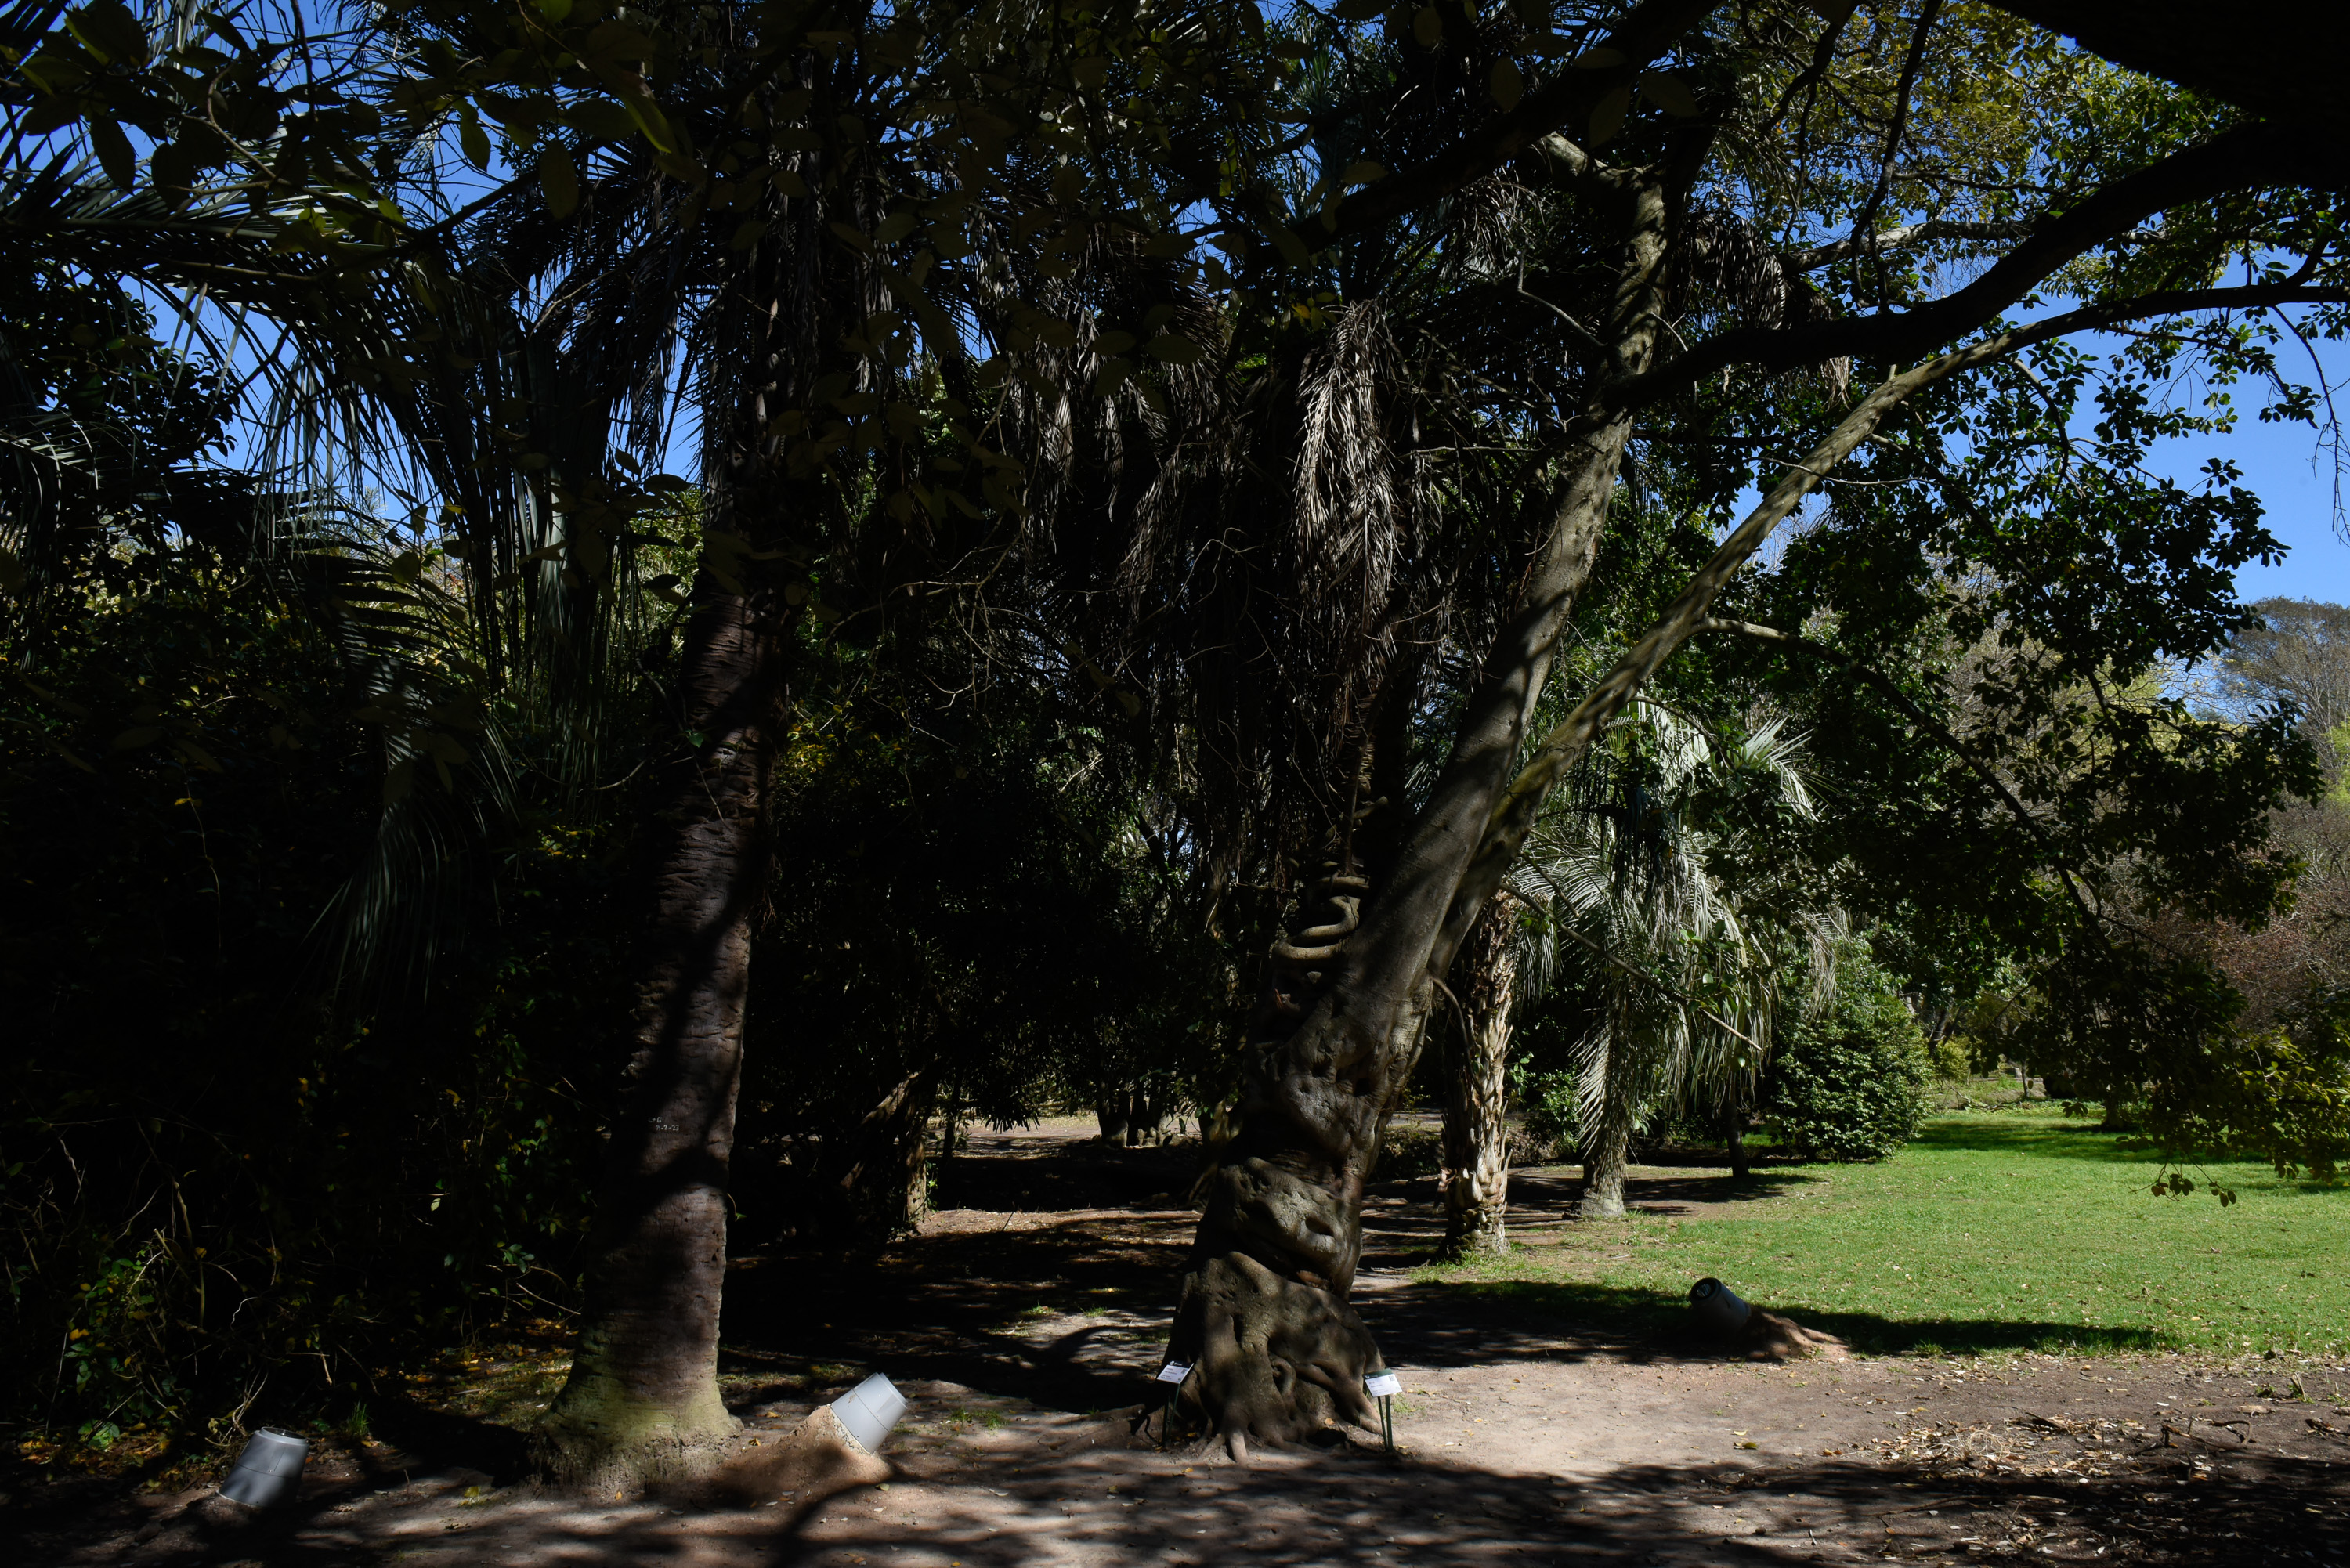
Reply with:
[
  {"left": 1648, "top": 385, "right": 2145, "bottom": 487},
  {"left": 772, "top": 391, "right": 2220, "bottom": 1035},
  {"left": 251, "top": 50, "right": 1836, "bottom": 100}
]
[
  {"left": 795, "top": 1070, "right": 935, "bottom": 1245},
  {"left": 1441, "top": 891, "right": 1520, "bottom": 1259},
  {"left": 534, "top": 580, "right": 781, "bottom": 1491},
  {"left": 1577, "top": 998, "right": 1648, "bottom": 1220},
  {"left": 1169, "top": 163, "right": 1674, "bottom": 1458},
  {"left": 1725, "top": 1102, "right": 1752, "bottom": 1180}
]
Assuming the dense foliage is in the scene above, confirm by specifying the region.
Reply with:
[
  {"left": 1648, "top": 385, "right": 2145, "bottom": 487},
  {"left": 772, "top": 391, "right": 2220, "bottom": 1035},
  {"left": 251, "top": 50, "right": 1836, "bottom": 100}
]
[
  {"left": 8, "top": 0, "right": 2350, "bottom": 1463},
  {"left": 1761, "top": 953, "right": 1932, "bottom": 1162}
]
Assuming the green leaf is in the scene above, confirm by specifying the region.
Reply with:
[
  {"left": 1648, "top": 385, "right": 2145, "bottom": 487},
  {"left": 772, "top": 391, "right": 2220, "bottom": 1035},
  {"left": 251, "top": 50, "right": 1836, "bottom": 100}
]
[
  {"left": 1412, "top": 5, "right": 1442, "bottom": 46},
  {"left": 1144, "top": 333, "right": 1205, "bottom": 365},
  {"left": 1639, "top": 71, "right": 1699, "bottom": 117},
  {"left": 1071, "top": 56, "right": 1109, "bottom": 89},
  {"left": 459, "top": 110, "right": 492, "bottom": 173},
  {"left": 1490, "top": 59, "right": 1524, "bottom": 112},
  {"left": 65, "top": 1, "right": 147, "bottom": 67},
  {"left": 89, "top": 115, "right": 135, "bottom": 191},
  {"left": 111, "top": 726, "right": 165, "bottom": 750},
  {"left": 1573, "top": 45, "right": 1625, "bottom": 69},
  {"left": 1331, "top": 0, "right": 1383, "bottom": 18},
  {"left": 1342, "top": 160, "right": 1388, "bottom": 187},
  {"left": 1589, "top": 81, "right": 1633, "bottom": 143},
  {"left": 534, "top": 0, "right": 573, "bottom": 19},
  {"left": 539, "top": 144, "right": 579, "bottom": 218}
]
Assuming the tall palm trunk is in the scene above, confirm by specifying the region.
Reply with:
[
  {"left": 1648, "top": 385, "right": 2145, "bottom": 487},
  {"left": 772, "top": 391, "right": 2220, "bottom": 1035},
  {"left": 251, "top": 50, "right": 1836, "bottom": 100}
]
[
  {"left": 1578, "top": 999, "right": 1647, "bottom": 1219},
  {"left": 533, "top": 578, "right": 782, "bottom": 1489},
  {"left": 1441, "top": 890, "right": 1520, "bottom": 1259}
]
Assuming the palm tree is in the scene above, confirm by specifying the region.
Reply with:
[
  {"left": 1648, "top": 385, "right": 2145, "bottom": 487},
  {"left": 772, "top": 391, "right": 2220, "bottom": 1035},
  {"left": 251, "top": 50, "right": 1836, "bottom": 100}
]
[{"left": 1513, "top": 702, "right": 1839, "bottom": 1218}]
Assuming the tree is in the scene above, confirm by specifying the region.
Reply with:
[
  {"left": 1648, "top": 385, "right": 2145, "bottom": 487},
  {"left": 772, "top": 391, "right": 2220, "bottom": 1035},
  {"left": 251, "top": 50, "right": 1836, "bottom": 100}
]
[
  {"left": 1518, "top": 702, "right": 1831, "bottom": 1214},
  {"left": 1134, "top": 0, "right": 2345, "bottom": 1451},
  {"left": 2223, "top": 598, "right": 2350, "bottom": 752},
  {"left": 1438, "top": 888, "right": 1525, "bottom": 1258}
]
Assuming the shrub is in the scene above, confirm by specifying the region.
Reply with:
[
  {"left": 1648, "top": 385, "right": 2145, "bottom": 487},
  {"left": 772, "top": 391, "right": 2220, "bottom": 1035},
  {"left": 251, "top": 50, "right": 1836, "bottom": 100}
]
[
  {"left": 1374, "top": 1125, "right": 1444, "bottom": 1179},
  {"left": 1508, "top": 1064, "right": 1579, "bottom": 1164},
  {"left": 1763, "top": 958, "right": 1931, "bottom": 1161}
]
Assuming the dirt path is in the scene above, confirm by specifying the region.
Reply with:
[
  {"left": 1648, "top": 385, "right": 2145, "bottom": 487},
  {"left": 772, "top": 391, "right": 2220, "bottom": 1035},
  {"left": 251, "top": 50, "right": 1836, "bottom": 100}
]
[{"left": 10, "top": 1124, "right": 2348, "bottom": 1566}]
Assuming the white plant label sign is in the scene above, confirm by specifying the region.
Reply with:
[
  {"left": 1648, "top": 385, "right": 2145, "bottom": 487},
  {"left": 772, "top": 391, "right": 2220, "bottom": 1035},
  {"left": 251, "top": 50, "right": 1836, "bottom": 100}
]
[
  {"left": 1365, "top": 1371, "right": 1403, "bottom": 1398},
  {"left": 1155, "top": 1362, "right": 1192, "bottom": 1384}
]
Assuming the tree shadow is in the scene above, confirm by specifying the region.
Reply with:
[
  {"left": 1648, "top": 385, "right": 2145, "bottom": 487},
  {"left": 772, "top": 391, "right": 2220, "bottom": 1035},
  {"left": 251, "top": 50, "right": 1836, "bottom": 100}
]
[
  {"left": 1904, "top": 1118, "right": 2160, "bottom": 1163},
  {"left": 1397, "top": 1276, "right": 2163, "bottom": 1360},
  {"left": 745, "top": 1426, "right": 2350, "bottom": 1567},
  {"left": 928, "top": 1136, "right": 1200, "bottom": 1213}
]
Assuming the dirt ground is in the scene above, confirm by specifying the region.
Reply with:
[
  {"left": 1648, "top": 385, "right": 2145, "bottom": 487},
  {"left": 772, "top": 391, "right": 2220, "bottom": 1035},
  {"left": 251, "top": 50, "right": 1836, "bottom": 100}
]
[{"left": 9, "top": 1119, "right": 2348, "bottom": 1566}]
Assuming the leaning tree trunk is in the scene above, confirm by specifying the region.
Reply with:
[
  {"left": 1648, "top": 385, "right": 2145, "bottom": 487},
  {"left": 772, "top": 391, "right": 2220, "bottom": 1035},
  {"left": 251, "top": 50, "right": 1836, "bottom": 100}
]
[
  {"left": 1441, "top": 890, "right": 1521, "bottom": 1259},
  {"left": 533, "top": 576, "right": 783, "bottom": 1490},
  {"left": 1166, "top": 21, "right": 2062, "bottom": 1454},
  {"left": 1168, "top": 155, "right": 1674, "bottom": 1458}
]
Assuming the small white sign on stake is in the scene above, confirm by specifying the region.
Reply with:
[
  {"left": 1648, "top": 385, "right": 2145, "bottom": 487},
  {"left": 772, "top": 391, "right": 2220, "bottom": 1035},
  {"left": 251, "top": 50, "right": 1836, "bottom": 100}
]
[
  {"left": 1155, "top": 1361, "right": 1193, "bottom": 1385},
  {"left": 1364, "top": 1371, "right": 1402, "bottom": 1399}
]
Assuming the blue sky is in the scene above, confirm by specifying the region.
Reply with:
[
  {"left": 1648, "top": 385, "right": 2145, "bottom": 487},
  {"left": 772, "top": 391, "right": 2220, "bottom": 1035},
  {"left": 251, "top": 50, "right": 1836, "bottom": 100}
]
[{"left": 2157, "top": 411, "right": 2348, "bottom": 605}]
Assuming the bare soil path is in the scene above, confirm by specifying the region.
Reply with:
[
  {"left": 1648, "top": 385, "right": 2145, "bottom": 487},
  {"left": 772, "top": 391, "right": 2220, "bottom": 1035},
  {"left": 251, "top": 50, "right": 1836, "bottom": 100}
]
[{"left": 9, "top": 1121, "right": 2348, "bottom": 1566}]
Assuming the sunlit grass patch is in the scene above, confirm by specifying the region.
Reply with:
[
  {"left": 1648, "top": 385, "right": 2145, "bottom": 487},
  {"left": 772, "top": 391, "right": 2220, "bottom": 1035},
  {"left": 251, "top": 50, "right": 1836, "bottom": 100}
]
[{"left": 1421, "top": 1105, "right": 2350, "bottom": 1358}]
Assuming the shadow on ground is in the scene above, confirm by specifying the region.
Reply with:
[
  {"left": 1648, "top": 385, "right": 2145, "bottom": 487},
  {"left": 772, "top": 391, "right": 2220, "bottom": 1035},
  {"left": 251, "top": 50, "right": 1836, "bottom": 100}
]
[
  {"left": 95, "top": 1425, "right": 2341, "bottom": 1567},
  {"left": 1396, "top": 1276, "right": 2164, "bottom": 1361}
]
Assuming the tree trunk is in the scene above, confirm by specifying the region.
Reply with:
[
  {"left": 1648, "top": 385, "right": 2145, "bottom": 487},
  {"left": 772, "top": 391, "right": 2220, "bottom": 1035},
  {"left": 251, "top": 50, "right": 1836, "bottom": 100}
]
[
  {"left": 797, "top": 1069, "right": 935, "bottom": 1245},
  {"left": 1725, "top": 1102, "right": 1751, "bottom": 1180},
  {"left": 1441, "top": 891, "right": 1520, "bottom": 1260},
  {"left": 1169, "top": 163, "right": 1674, "bottom": 1457},
  {"left": 1578, "top": 1050, "right": 1636, "bottom": 1220},
  {"left": 534, "top": 582, "right": 781, "bottom": 1491}
]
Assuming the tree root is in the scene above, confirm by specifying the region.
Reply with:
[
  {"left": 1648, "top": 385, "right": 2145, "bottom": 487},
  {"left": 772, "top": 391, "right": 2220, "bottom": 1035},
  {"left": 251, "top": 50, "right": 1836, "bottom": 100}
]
[{"left": 1173, "top": 1249, "right": 1385, "bottom": 1455}]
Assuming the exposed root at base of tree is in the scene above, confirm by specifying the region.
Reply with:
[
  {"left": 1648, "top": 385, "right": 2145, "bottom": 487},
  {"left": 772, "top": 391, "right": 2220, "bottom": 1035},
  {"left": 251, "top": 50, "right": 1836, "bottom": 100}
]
[
  {"left": 529, "top": 1404, "right": 743, "bottom": 1498},
  {"left": 1171, "top": 1249, "right": 1385, "bottom": 1459}
]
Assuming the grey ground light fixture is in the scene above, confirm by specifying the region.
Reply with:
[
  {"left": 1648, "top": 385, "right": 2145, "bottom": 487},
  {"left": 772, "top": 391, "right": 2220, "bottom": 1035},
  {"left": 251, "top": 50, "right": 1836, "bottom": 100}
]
[
  {"left": 1690, "top": 1277, "right": 1752, "bottom": 1337},
  {"left": 219, "top": 1428, "right": 309, "bottom": 1508},
  {"left": 830, "top": 1372, "right": 908, "bottom": 1454}
]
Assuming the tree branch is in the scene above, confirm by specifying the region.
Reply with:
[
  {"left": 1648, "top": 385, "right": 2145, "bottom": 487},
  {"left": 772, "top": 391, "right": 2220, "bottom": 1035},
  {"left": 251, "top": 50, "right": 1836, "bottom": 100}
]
[
  {"left": 1603, "top": 122, "right": 2313, "bottom": 414},
  {"left": 1785, "top": 219, "right": 2160, "bottom": 271},
  {"left": 1299, "top": 0, "right": 1716, "bottom": 249}
]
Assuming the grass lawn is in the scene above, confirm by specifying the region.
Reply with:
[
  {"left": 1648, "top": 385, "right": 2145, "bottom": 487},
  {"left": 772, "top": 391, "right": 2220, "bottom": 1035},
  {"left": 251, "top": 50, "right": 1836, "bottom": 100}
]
[{"left": 1420, "top": 1101, "right": 2350, "bottom": 1359}]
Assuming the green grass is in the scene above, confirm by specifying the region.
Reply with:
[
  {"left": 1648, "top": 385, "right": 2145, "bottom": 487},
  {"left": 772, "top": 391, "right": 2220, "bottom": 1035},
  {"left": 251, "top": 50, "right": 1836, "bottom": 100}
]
[{"left": 1421, "top": 1104, "right": 2350, "bottom": 1359}]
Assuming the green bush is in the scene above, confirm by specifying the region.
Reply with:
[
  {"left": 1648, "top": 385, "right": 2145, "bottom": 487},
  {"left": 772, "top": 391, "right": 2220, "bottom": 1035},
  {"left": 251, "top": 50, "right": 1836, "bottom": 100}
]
[
  {"left": 1374, "top": 1125, "right": 1444, "bottom": 1179},
  {"left": 1763, "top": 958, "right": 1931, "bottom": 1161},
  {"left": 1508, "top": 1064, "right": 1579, "bottom": 1164}
]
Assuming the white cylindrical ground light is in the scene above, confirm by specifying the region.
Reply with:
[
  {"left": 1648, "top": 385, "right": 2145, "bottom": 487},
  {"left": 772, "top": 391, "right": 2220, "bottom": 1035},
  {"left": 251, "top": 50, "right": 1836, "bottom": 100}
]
[
  {"left": 831, "top": 1372, "right": 907, "bottom": 1454},
  {"left": 219, "top": 1429, "right": 309, "bottom": 1508}
]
